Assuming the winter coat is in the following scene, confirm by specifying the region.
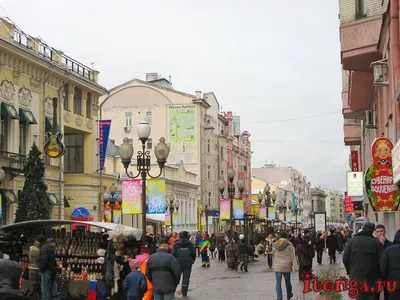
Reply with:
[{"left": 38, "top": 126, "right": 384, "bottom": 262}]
[
  {"left": 0, "top": 288, "right": 30, "bottom": 300},
  {"left": 314, "top": 235, "right": 325, "bottom": 252},
  {"left": 199, "top": 239, "right": 210, "bottom": 254},
  {"left": 336, "top": 232, "right": 343, "bottom": 252},
  {"left": 171, "top": 238, "right": 196, "bottom": 268},
  {"left": 123, "top": 271, "right": 147, "bottom": 298},
  {"left": 272, "top": 238, "right": 297, "bottom": 273},
  {"left": 28, "top": 245, "right": 40, "bottom": 270},
  {"left": 380, "top": 244, "right": 400, "bottom": 290},
  {"left": 326, "top": 234, "right": 338, "bottom": 256},
  {"left": 137, "top": 253, "right": 152, "bottom": 300},
  {"left": 296, "top": 242, "right": 313, "bottom": 267},
  {"left": 38, "top": 243, "right": 57, "bottom": 275},
  {"left": 265, "top": 239, "right": 273, "bottom": 255},
  {"left": 237, "top": 239, "right": 249, "bottom": 255},
  {"left": 210, "top": 236, "right": 217, "bottom": 250},
  {"left": 217, "top": 234, "right": 227, "bottom": 250},
  {"left": 146, "top": 248, "right": 181, "bottom": 294},
  {"left": 343, "top": 231, "right": 383, "bottom": 285}
]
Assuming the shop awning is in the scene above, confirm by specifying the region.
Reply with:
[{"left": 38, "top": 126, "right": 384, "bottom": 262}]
[
  {"left": 19, "top": 108, "right": 37, "bottom": 124},
  {"left": 1, "top": 102, "right": 19, "bottom": 119},
  {"left": 0, "top": 189, "right": 18, "bottom": 204},
  {"left": 47, "top": 192, "right": 60, "bottom": 206}
]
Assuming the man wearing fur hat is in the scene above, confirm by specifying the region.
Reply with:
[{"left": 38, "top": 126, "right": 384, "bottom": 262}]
[{"left": 343, "top": 222, "right": 383, "bottom": 300}]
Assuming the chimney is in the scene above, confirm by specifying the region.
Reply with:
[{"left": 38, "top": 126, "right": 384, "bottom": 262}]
[{"left": 195, "top": 91, "right": 202, "bottom": 99}]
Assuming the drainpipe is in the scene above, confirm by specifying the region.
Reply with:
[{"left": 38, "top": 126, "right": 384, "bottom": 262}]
[
  {"left": 99, "top": 92, "right": 110, "bottom": 222},
  {"left": 42, "top": 68, "right": 54, "bottom": 149},
  {"left": 58, "top": 74, "right": 70, "bottom": 220}
]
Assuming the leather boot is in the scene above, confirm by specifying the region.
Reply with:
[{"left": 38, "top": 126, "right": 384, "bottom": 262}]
[{"left": 182, "top": 285, "right": 189, "bottom": 297}]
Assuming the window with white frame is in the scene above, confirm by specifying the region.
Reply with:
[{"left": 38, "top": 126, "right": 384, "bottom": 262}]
[
  {"left": 146, "top": 111, "right": 152, "bottom": 125},
  {"left": 125, "top": 112, "right": 132, "bottom": 127}
]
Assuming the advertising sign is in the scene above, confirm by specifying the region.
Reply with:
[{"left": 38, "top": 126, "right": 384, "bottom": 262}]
[
  {"left": 365, "top": 137, "right": 400, "bottom": 212},
  {"left": 351, "top": 151, "right": 359, "bottom": 171},
  {"left": 347, "top": 172, "right": 364, "bottom": 197},
  {"left": 344, "top": 195, "right": 355, "bottom": 213},
  {"left": 99, "top": 120, "right": 111, "bottom": 171},
  {"left": 314, "top": 212, "right": 326, "bottom": 232}
]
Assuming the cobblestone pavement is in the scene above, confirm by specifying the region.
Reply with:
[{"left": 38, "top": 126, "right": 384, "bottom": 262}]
[{"left": 173, "top": 251, "right": 358, "bottom": 300}]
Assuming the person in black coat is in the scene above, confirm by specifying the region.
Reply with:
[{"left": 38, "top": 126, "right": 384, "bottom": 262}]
[
  {"left": 326, "top": 229, "right": 338, "bottom": 264},
  {"left": 314, "top": 232, "right": 325, "bottom": 264},
  {"left": 0, "top": 259, "right": 30, "bottom": 300},
  {"left": 171, "top": 231, "right": 196, "bottom": 297},
  {"left": 296, "top": 234, "right": 314, "bottom": 280},
  {"left": 380, "top": 229, "right": 400, "bottom": 300}
]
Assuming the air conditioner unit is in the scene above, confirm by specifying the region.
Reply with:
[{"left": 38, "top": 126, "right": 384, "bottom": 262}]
[
  {"left": 365, "top": 110, "right": 377, "bottom": 128},
  {"left": 124, "top": 126, "right": 131, "bottom": 132},
  {"left": 371, "top": 59, "right": 389, "bottom": 86}
]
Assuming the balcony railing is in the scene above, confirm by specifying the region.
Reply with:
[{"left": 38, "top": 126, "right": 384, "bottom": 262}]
[
  {"left": 9, "top": 26, "right": 95, "bottom": 82},
  {"left": 0, "top": 151, "right": 26, "bottom": 171}
]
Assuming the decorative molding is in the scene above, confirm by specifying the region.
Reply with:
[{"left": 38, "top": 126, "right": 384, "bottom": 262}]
[
  {"left": 13, "top": 70, "right": 21, "bottom": 86},
  {"left": 75, "top": 116, "right": 82, "bottom": 126},
  {"left": 86, "top": 119, "right": 93, "bottom": 129},
  {"left": 93, "top": 104, "right": 99, "bottom": 116},
  {"left": 45, "top": 97, "right": 53, "bottom": 115},
  {"left": 30, "top": 77, "right": 41, "bottom": 93},
  {"left": 64, "top": 112, "right": 71, "bottom": 123},
  {"left": 18, "top": 87, "right": 33, "bottom": 108},
  {"left": 0, "top": 78, "right": 15, "bottom": 101}
]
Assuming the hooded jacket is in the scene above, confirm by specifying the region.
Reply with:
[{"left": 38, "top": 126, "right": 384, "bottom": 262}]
[
  {"left": 272, "top": 238, "right": 296, "bottom": 273},
  {"left": 0, "top": 260, "right": 30, "bottom": 300},
  {"left": 171, "top": 238, "right": 196, "bottom": 268},
  {"left": 380, "top": 230, "right": 400, "bottom": 290}
]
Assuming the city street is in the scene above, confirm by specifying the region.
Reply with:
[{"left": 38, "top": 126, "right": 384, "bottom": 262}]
[{"left": 177, "top": 251, "right": 353, "bottom": 300}]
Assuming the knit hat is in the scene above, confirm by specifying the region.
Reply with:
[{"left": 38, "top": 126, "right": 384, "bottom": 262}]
[
  {"left": 128, "top": 259, "right": 140, "bottom": 270},
  {"left": 239, "top": 234, "right": 244, "bottom": 240},
  {"left": 0, "top": 259, "right": 23, "bottom": 289},
  {"left": 136, "top": 253, "right": 150, "bottom": 264},
  {"left": 363, "top": 222, "right": 375, "bottom": 233}
]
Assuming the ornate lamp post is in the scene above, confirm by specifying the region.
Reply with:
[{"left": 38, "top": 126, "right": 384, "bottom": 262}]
[
  {"left": 167, "top": 194, "right": 180, "bottom": 233},
  {"left": 218, "top": 168, "right": 245, "bottom": 235},
  {"left": 119, "top": 120, "right": 170, "bottom": 240},
  {"left": 103, "top": 183, "right": 118, "bottom": 223}
]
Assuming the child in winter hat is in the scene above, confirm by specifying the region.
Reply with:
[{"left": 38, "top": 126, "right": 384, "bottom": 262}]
[{"left": 123, "top": 259, "right": 148, "bottom": 299}]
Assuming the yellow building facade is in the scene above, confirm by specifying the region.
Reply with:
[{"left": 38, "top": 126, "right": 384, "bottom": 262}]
[{"left": 0, "top": 18, "right": 107, "bottom": 224}]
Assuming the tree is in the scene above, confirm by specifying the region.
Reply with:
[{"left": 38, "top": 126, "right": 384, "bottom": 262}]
[{"left": 15, "top": 142, "right": 50, "bottom": 222}]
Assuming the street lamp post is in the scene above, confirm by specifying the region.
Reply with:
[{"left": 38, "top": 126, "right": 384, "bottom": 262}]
[
  {"left": 218, "top": 168, "right": 245, "bottom": 236},
  {"left": 119, "top": 120, "right": 170, "bottom": 240},
  {"left": 103, "top": 183, "right": 119, "bottom": 223}
]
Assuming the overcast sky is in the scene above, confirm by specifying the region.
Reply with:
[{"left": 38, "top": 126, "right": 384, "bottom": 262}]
[{"left": 1, "top": 0, "right": 348, "bottom": 190}]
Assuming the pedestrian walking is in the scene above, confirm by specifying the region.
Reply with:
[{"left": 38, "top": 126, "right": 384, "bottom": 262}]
[
  {"left": 265, "top": 234, "right": 274, "bottom": 268},
  {"left": 0, "top": 259, "right": 30, "bottom": 300},
  {"left": 380, "top": 229, "right": 400, "bottom": 300},
  {"left": 136, "top": 247, "right": 152, "bottom": 300},
  {"left": 216, "top": 232, "right": 227, "bottom": 261},
  {"left": 343, "top": 222, "right": 383, "bottom": 300},
  {"left": 314, "top": 232, "right": 325, "bottom": 265},
  {"left": 237, "top": 234, "right": 250, "bottom": 272},
  {"left": 226, "top": 239, "right": 238, "bottom": 269},
  {"left": 146, "top": 238, "right": 181, "bottom": 300},
  {"left": 123, "top": 258, "right": 148, "bottom": 300},
  {"left": 272, "top": 231, "right": 297, "bottom": 300},
  {"left": 326, "top": 229, "right": 338, "bottom": 264},
  {"left": 172, "top": 231, "right": 196, "bottom": 298},
  {"left": 199, "top": 234, "right": 211, "bottom": 267},
  {"left": 296, "top": 232, "right": 314, "bottom": 281},
  {"left": 209, "top": 233, "right": 217, "bottom": 259},
  {"left": 376, "top": 224, "right": 393, "bottom": 300},
  {"left": 195, "top": 232, "right": 202, "bottom": 257},
  {"left": 39, "top": 238, "right": 58, "bottom": 300}
]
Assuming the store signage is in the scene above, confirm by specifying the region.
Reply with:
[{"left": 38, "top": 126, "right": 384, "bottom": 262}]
[
  {"left": 344, "top": 195, "right": 354, "bottom": 213},
  {"left": 365, "top": 137, "right": 400, "bottom": 212},
  {"left": 70, "top": 206, "right": 94, "bottom": 221},
  {"left": 347, "top": 172, "right": 364, "bottom": 197},
  {"left": 99, "top": 120, "right": 112, "bottom": 171},
  {"left": 392, "top": 139, "right": 400, "bottom": 184},
  {"left": 314, "top": 212, "right": 326, "bottom": 232},
  {"left": 351, "top": 151, "right": 359, "bottom": 171}
]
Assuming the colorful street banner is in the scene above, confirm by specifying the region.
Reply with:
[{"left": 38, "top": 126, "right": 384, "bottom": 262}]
[
  {"left": 291, "top": 216, "right": 296, "bottom": 222},
  {"left": 233, "top": 199, "right": 244, "bottom": 220},
  {"left": 122, "top": 179, "right": 141, "bottom": 214},
  {"left": 268, "top": 207, "right": 276, "bottom": 220},
  {"left": 113, "top": 210, "right": 121, "bottom": 224},
  {"left": 220, "top": 200, "right": 231, "bottom": 220},
  {"left": 172, "top": 213, "right": 179, "bottom": 226},
  {"left": 365, "top": 137, "right": 400, "bottom": 212},
  {"left": 99, "top": 120, "right": 111, "bottom": 171},
  {"left": 165, "top": 214, "right": 171, "bottom": 226},
  {"left": 259, "top": 206, "right": 267, "bottom": 219},
  {"left": 286, "top": 212, "right": 291, "bottom": 223},
  {"left": 278, "top": 213, "right": 284, "bottom": 221},
  {"left": 298, "top": 215, "right": 303, "bottom": 223},
  {"left": 147, "top": 179, "right": 166, "bottom": 214},
  {"left": 207, "top": 215, "right": 213, "bottom": 225},
  {"left": 201, "top": 215, "right": 206, "bottom": 226}
]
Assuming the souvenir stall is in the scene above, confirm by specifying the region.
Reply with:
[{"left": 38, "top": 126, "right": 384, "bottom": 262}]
[{"left": 0, "top": 219, "right": 142, "bottom": 300}]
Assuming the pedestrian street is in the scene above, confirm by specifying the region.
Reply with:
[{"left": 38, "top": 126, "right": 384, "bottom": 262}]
[{"left": 177, "top": 252, "right": 354, "bottom": 300}]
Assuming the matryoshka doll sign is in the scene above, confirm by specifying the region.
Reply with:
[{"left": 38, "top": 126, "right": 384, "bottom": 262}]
[{"left": 365, "top": 137, "right": 400, "bottom": 212}]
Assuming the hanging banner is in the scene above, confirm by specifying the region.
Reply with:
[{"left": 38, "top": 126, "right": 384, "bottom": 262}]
[
  {"left": 259, "top": 206, "right": 267, "bottom": 219},
  {"left": 351, "top": 151, "right": 359, "bottom": 171},
  {"left": 251, "top": 204, "right": 259, "bottom": 216},
  {"left": 99, "top": 120, "right": 111, "bottom": 171},
  {"left": 122, "top": 179, "right": 141, "bottom": 214},
  {"left": 201, "top": 215, "right": 206, "bottom": 226},
  {"left": 365, "top": 137, "right": 400, "bottom": 212},
  {"left": 165, "top": 214, "right": 171, "bottom": 226},
  {"left": 278, "top": 212, "right": 284, "bottom": 221},
  {"left": 286, "top": 211, "right": 291, "bottom": 223},
  {"left": 219, "top": 200, "right": 231, "bottom": 220},
  {"left": 291, "top": 216, "right": 296, "bottom": 222},
  {"left": 207, "top": 215, "right": 213, "bottom": 225},
  {"left": 147, "top": 179, "right": 166, "bottom": 214},
  {"left": 233, "top": 199, "right": 244, "bottom": 220},
  {"left": 268, "top": 207, "right": 276, "bottom": 220},
  {"left": 113, "top": 210, "right": 121, "bottom": 224},
  {"left": 172, "top": 213, "right": 179, "bottom": 226}
]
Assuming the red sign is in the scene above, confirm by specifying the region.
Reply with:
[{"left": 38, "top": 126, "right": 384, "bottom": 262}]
[
  {"left": 344, "top": 195, "right": 354, "bottom": 213},
  {"left": 365, "top": 137, "right": 400, "bottom": 212},
  {"left": 351, "top": 151, "right": 359, "bottom": 171}
]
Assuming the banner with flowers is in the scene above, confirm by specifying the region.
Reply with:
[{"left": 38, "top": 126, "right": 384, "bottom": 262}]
[
  {"left": 147, "top": 179, "right": 166, "bottom": 214},
  {"left": 172, "top": 213, "right": 179, "bottom": 226},
  {"left": 268, "top": 207, "right": 276, "bottom": 220},
  {"left": 233, "top": 200, "right": 244, "bottom": 220},
  {"left": 207, "top": 215, "right": 213, "bottom": 225},
  {"left": 278, "top": 213, "right": 284, "bottom": 221},
  {"left": 201, "top": 215, "right": 206, "bottom": 226},
  {"left": 122, "top": 179, "right": 141, "bottom": 214},
  {"left": 259, "top": 207, "right": 267, "bottom": 219},
  {"left": 165, "top": 214, "right": 171, "bottom": 226},
  {"left": 220, "top": 200, "right": 231, "bottom": 219},
  {"left": 286, "top": 211, "right": 291, "bottom": 223}
]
